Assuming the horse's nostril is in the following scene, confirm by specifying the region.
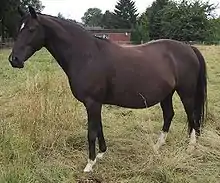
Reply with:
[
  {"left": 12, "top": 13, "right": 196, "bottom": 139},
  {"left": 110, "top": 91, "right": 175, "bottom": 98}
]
[
  {"left": 13, "top": 56, "right": 18, "bottom": 61},
  {"left": 8, "top": 54, "right": 18, "bottom": 63},
  {"left": 8, "top": 55, "right": 24, "bottom": 68}
]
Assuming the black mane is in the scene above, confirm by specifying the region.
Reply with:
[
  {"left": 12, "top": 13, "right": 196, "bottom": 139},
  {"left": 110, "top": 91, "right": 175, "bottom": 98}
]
[{"left": 39, "top": 13, "right": 111, "bottom": 43}]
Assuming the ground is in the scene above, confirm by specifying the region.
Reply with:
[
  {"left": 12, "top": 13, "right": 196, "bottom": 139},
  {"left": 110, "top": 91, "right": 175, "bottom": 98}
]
[{"left": 0, "top": 45, "right": 220, "bottom": 183}]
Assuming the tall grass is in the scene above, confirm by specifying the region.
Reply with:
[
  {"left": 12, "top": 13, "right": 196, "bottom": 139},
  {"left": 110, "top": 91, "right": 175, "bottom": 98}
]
[{"left": 0, "top": 46, "right": 220, "bottom": 182}]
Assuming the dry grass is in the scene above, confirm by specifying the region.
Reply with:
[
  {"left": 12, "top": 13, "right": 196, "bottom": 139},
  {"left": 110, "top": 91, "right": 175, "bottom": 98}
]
[{"left": 0, "top": 45, "right": 220, "bottom": 183}]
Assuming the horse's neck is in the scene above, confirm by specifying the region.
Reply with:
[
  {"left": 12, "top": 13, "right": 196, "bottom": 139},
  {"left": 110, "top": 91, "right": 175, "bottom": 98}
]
[
  {"left": 42, "top": 16, "right": 95, "bottom": 75},
  {"left": 44, "top": 27, "right": 71, "bottom": 71}
]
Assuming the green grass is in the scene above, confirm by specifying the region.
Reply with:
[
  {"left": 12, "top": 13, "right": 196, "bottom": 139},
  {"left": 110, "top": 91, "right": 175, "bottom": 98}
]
[{"left": 0, "top": 46, "right": 220, "bottom": 183}]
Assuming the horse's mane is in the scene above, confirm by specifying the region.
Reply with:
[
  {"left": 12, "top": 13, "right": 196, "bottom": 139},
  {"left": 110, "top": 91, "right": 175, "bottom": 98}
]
[
  {"left": 38, "top": 13, "right": 87, "bottom": 31},
  {"left": 35, "top": 13, "right": 111, "bottom": 43}
]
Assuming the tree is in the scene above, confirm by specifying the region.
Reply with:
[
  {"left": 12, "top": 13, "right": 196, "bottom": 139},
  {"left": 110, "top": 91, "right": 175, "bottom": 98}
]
[
  {"left": 101, "top": 10, "right": 116, "bottom": 29},
  {"left": 81, "top": 8, "right": 103, "bottom": 27},
  {"left": 145, "top": 0, "right": 170, "bottom": 40},
  {"left": 0, "top": 0, "right": 44, "bottom": 41},
  {"left": 21, "top": 0, "right": 44, "bottom": 11},
  {"left": 144, "top": 0, "right": 218, "bottom": 42},
  {"left": 160, "top": 0, "right": 217, "bottom": 42},
  {"left": 131, "top": 13, "right": 149, "bottom": 44},
  {"left": 208, "top": 17, "right": 220, "bottom": 43},
  {"left": 113, "top": 0, "right": 139, "bottom": 29},
  {"left": 58, "top": 12, "right": 65, "bottom": 19}
]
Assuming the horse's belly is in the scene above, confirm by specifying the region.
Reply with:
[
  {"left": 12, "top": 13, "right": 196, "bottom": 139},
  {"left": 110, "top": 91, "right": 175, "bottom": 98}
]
[
  {"left": 105, "top": 79, "right": 172, "bottom": 109},
  {"left": 104, "top": 59, "right": 176, "bottom": 109},
  {"left": 105, "top": 91, "right": 148, "bottom": 109}
]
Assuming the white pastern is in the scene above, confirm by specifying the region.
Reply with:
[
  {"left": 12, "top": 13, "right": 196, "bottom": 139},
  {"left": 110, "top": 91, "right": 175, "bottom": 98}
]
[
  {"left": 189, "top": 129, "right": 196, "bottom": 145},
  {"left": 96, "top": 152, "right": 105, "bottom": 159},
  {"left": 83, "top": 159, "right": 96, "bottom": 173},
  {"left": 153, "top": 131, "right": 168, "bottom": 153},
  {"left": 83, "top": 151, "right": 106, "bottom": 172},
  {"left": 187, "top": 129, "right": 197, "bottom": 153}
]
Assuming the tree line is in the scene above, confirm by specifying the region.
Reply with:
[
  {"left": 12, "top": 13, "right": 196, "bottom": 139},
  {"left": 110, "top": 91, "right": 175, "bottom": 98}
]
[
  {"left": 1, "top": 0, "right": 220, "bottom": 44},
  {"left": 81, "top": 0, "right": 220, "bottom": 44}
]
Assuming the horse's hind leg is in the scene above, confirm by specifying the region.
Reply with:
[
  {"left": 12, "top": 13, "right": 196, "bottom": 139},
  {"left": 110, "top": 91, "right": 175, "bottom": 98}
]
[
  {"left": 153, "top": 91, "right": 174, "bottom": 153},
  {"left": 177, "top": 90, "right": 197, "bottom": 151}
]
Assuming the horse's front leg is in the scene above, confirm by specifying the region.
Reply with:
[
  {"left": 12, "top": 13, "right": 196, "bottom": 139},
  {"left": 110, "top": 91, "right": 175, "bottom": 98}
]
[{"left": 83, "top": 98, "right": 107, "bottom": 172}]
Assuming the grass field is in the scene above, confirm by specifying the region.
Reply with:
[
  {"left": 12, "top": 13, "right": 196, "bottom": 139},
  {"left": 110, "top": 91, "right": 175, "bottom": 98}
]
[{"left": 0, "top": 45, "right": 220, "bottom": 183}]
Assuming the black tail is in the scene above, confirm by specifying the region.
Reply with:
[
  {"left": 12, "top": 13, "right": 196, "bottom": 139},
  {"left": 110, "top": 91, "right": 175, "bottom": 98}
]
[{"left": 191, "top": 46, "right": 207, "bottom": 134}]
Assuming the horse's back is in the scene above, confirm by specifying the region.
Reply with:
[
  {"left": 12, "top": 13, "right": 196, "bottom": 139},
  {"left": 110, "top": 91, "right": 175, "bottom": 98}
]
[{"left": 121, "top": 39, "right": 200, "bottom": 81}]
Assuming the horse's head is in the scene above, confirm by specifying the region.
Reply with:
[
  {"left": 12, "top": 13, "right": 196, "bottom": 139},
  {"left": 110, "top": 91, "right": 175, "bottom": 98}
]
[{"left": 9, "top": 6, "right": 45, "bottom": 68}]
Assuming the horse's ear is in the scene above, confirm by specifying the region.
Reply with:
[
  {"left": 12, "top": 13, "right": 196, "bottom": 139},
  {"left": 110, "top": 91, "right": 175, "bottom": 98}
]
[
  {"left": 28, "top": 6, "right": 37, "bottom": 19},
  {"left": 18, "top": 7, "right": 25, "bottom": 17}
]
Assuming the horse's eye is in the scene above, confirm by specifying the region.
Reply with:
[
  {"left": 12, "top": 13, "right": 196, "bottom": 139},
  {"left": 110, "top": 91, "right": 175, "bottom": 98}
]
[{"left": 29, "top": 27, "right": 35, "bottom": 32}]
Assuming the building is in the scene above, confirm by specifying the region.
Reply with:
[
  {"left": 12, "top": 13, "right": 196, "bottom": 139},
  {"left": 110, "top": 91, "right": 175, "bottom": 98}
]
[{"left": 86, "top": 27, "right": 132, "bottom": 45}]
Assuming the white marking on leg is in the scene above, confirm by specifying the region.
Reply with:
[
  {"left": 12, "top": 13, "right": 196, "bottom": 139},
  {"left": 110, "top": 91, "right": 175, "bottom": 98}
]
[
  {"left": 153, "top": 131, "right": 167, "bottom": 153},
  {"left": 156, "top": 131, "right": 167, "bottom": 146},
  {"left": 96, "top": 152, "right": 105, "bottom": 159},
  {"left": 187, "top": 129, "right": 197, "bottom": 153},
  {"left": 189, "top": 129, "right": 196, "bottom": 145},
  {"left": 83, "top": 159, "right": 96, "bottom": 173}
]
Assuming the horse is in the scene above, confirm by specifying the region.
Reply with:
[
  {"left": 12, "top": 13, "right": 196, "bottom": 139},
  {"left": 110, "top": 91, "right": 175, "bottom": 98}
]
[{"left": 8, "top": 6, "right": 207, "bottom": 172}]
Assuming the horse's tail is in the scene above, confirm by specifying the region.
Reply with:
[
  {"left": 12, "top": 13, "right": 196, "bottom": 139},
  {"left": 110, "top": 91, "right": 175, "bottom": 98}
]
[{"left": 191, "top": 46, "right": 207, "bottom": 134}]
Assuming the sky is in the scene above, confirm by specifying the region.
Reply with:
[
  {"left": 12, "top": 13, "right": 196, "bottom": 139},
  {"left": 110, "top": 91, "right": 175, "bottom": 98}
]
[{"left": 41, "top": 0, "right": 220, "bottom": 22}]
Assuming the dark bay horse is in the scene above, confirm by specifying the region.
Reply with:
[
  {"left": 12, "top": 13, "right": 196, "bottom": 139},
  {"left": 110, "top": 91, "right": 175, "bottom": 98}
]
[{"left": 8, "top": 6, "right": 207, "bottom": 172}]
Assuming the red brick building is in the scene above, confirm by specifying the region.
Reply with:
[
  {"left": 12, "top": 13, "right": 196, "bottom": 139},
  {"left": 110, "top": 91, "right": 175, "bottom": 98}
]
[{"left": 86, "top": 27, "right": 132, "bottom": 45}]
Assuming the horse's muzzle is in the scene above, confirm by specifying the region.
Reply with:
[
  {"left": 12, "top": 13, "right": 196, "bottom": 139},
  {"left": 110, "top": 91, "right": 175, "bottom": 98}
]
[{"left": 8, "top": 54, "right": 24, "bottom": 68}]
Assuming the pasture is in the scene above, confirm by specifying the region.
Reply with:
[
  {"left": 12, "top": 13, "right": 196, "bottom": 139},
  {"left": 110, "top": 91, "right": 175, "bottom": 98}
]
[{"left": 0, "top": 45, "right": 220, "bottom": 182}]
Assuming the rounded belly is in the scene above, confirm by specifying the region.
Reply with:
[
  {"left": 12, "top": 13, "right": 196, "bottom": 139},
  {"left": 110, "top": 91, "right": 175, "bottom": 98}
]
[{"left": 105, "top": 78, "right": 174, "bottom": 109}]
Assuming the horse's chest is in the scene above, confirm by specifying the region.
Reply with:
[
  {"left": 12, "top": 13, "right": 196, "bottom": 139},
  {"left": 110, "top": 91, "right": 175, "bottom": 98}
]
[{"left": 67, "top": 66, "right": 107, "bottom": 102}]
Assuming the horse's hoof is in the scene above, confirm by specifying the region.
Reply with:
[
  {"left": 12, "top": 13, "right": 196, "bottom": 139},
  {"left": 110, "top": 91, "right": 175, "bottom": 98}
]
[
  {"left": 96, "top": 152, "right": 105, "bottom": 159},
  {"left": 186, "top": 144, "right": 195, "bottom": 153},
  {"left": 153, "top": 145, "right": 160, "bottom": 155},
  {"left": 83, "top": 166, "right": 93, "bottom": 173},
  {"left": 83, "top": 159, "right": 96, "bottom": 173}
]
